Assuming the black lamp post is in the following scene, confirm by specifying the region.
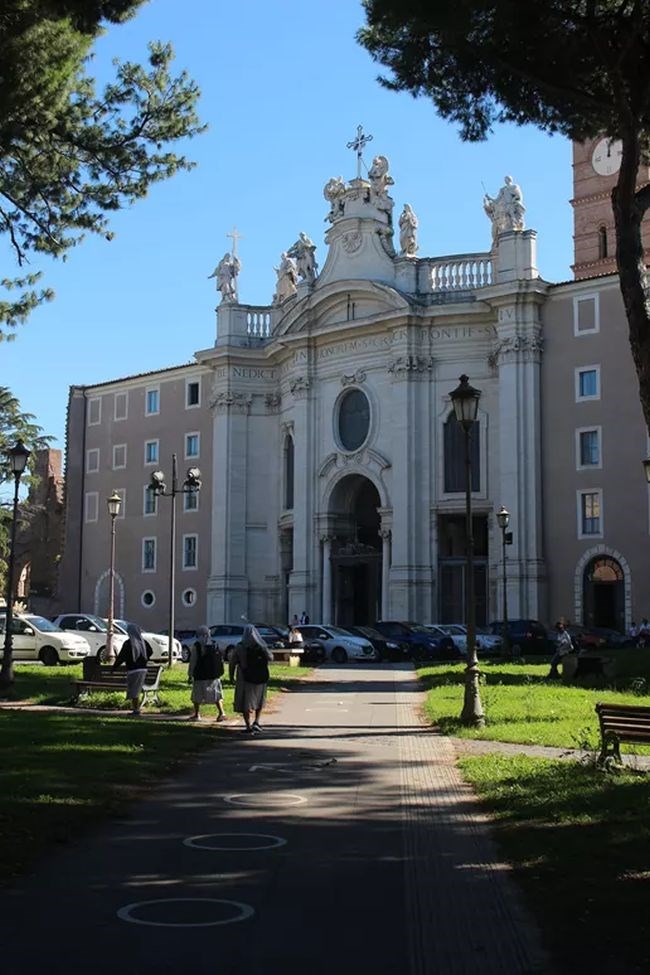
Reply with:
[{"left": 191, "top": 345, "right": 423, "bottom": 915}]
[
  {"left": 150, "top": 455, "right": 201, "bottom": 667},
  {"left": 1, "top": 439, "right": 31, "bottom": 690},
  {"left": 449, "top": 375, "right": 484, "bottom": 727},
  {"left": 105, "top": 491, "right": 122, "bottom": 662},
  {"left": 496, "top": 505, "right": 511, "bottom": 659}
]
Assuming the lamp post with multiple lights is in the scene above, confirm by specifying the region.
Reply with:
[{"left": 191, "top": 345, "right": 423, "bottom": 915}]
[
  {"left": 149, "top": 455, "right": 201, "bottom": 666},
  {"left": 449, "top": 375, "right": 485, "bottom": 727},
  {"left": 105, "top": 491, "right": 122, "bottom": 663},
  {"left": 0, "top": 439, "right": 31, "bottom": 690}
]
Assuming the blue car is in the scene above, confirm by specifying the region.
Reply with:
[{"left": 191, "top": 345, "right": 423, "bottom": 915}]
[{"left": 373, "top": 621, "right": 459, "bottom": 660}]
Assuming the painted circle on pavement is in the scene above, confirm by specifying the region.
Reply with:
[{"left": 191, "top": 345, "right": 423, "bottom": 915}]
[
  {"left": 224, "top": 792, "right": 307, "bottom": 808},
  {"left": 184, "top": 833, "right": 288, "bottom": 851},
  {"left": 117, "top": 897, "right": 254, "bottom": 927}
]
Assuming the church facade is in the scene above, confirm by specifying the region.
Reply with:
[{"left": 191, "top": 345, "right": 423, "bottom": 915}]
[{"left": 56, "top": 142, "right": 650, "bottom": 634}]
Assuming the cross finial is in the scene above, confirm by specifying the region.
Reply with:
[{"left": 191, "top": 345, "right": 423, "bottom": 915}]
[
  {"left": 226, "top": 225, "right": 243, "bottom": 258},
  {"left": 346, "top": 124, "right": 373, "bottom": 180}
]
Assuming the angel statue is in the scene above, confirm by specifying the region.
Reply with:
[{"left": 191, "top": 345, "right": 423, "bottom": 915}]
[
  {"left": 483, "top": 175, "right": 526, "bottom": 245},
  {"left": 324, "top": 176, "right": 346, "bottom": 223},
  {"left": 368, "top": 155, "right": 395, "bottom": 219},
  {"left": 288, "top": 231, "right": 319, "bottom": 284},
  {"left": 273, "top": 252, "right": 298, "bottom": 305},
  {"left": 399, "top": 204, "right": 419, "bottom": 258},
  {"left": 208, "top": 252, "right": 240, "bottom": 303}
]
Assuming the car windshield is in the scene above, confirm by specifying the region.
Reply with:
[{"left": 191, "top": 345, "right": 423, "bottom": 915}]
[
  {"left": 443, "top": 625, "right": 465, "bottom": 635},
  {"left": 256, "top": 626, "right": 282, "bottom": 640},
  {"left": 83, "top": 614, "right": 108, "bottom": 632},
  {"left": 476, "top": 627, "right": 491, "bottom": 635},
  {"left": 326, "top": 625, "right": 356, "bottom": 637},
  {"left": 113, "top": 620, "right": 129, "bottom": 634},
  {"left": 355, "top": 626, "right": 382, "bottom": 639},
  {"left": 406, "top": 623, "right": 431, "bottom": 634},
  {"left": 25, "top": 615, "right": 61, "bottom": 632}
]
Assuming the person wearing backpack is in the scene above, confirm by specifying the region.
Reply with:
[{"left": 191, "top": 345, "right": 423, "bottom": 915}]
[
  {"left": 228, "top": 624, "right": 273, "bottom": 734},
  {"left": 188, "top": 625, "right": 225, "bottom": 721}
]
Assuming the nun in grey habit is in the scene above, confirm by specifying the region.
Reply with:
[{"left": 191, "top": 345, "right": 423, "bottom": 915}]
[{"left": 228, "top": 625, "right": 273, "bottom": 733}]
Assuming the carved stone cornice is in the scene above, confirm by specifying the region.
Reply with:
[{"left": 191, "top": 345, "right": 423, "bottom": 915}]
[
  {"left": 281, "top": 419, "right": 295, "bottom": 437},
  {"left": 341, "top": 369, "right": 367, "bottom": 387},
  {"left": 289, "top": 376, "right": 311, "bottom": 398},
  {"left": 318, "top": 447, "right": 391, "bottom": 479},
  {"left": 488, "top": 333, "right": 544, "bottom": 369},
  {"left": 387, "top": 354, "right": 434, "bottom": 379},
  {"left": 210, "top": 391, "right": 252, "bottom": 414}
]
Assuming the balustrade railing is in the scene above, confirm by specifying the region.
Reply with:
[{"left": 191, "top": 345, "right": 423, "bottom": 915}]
[
  {"left": 245, "top": 307, "right": 272, "bottom": 338},
  {"left": 424, "top": 253, "right": 493, "bottom": 292}
]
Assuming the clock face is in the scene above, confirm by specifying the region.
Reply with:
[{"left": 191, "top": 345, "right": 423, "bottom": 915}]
[{"left": 591, "top": 138, "right": 622, "bottom": 176}]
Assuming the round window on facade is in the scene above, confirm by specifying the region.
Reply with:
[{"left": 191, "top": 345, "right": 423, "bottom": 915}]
[
  {"left": 182, "top": 588, "right": 196, "bottom": 607},
  {"left": 141, "top": 590, "right": 155, "bottom": 608},
  {"left": 337, "top": 388, "right": 370, "bottom": 452}
]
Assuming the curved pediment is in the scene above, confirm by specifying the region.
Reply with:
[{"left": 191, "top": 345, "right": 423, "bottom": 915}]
[{"left": 273, "top": 280, "right": 412, "bottom": 337}]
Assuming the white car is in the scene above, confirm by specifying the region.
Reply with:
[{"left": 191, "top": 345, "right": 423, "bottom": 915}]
[
  {"left": 0, "top": 613, "right": 91, "bottom": 665},
  {"left": 424, "top": 624, "right": 468, "bottom": 653},
  {"left": 113, "top": 619, "right": 181, "bottom": 663},
  {"left": 437, "top": 623, "right": 503, "bottom": 655},
  {"left": 52, "top": 613, "right": 127, "bottom": 659},
  {"left": 295, "top": 624, "right": 379, "bottom": 664}
]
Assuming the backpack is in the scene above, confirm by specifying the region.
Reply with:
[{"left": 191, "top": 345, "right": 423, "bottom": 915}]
[{"left": 242, "top": 644, "right": 269, "bottom": 685}]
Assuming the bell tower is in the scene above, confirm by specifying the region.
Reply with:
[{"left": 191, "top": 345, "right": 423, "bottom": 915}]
[{"left": 572, "top": 138, "right": 650, "bottom": 279}]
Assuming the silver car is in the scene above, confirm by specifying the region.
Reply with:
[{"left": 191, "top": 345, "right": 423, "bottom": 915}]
[{"left": 295, "top": 624, "right": 378, "bottom": 664}]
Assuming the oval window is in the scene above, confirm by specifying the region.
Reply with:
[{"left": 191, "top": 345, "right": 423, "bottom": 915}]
[
  {"left": 338, "top": 389, "right": 370, "bottom": 452},
  {"left": 141, "top": 590, "right": 155, "bottom": 608}
]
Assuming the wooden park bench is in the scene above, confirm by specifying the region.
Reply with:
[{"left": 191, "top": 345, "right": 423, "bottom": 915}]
[
  {"left": 271, "top": 647, "right": 304, "bottom": 666},
  {"left": 71, "top": 664, "right": 163, "bottom": 707},
  {"left": 595, "top": 702, "right": 650, "bottom": 763}
]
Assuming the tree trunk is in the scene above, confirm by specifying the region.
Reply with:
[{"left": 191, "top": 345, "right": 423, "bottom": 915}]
[{"left": 613, "top": 132, "right": 650, "bottom": 436}]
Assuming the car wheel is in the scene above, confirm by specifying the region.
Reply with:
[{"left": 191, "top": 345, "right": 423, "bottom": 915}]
[
  {"left": 39, "top": 646, "right": 59, "bottom": 667},
  {"left": 332, "top": 646, "right": 347, "bottom": 664}
]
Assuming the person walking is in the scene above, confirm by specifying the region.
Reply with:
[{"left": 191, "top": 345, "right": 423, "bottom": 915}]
[
  {"left": 228, "top": 624, "right": 273, "bottom": 734},
  {"left": 112, "top": 622, "right": 153, "bottom": 714},
  {"left": 188, "top": 625, "right": 225, "bottom": 721},
  {"left": 547, "top": 621, "right": 573, "bottom": 679},
  {"left": 639, "top": 618, "right": 650, "bottom": 648}
]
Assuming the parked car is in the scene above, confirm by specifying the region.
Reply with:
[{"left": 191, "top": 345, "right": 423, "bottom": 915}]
[
  {"left": 345, "top": 625, "right": 410, "bottom": 661},
  {"left": 488, "top": 619, "right": 550, "bottom": 655},
  {"left": 549, "top": 623, "right": 606, "bottom": 652},
  {"left": 0, "top": 612, "right": 90, "bottom": 665},
  {"left": 475, "top": 626, "right": 504, "bottom": 655},
  {"left": 424, "top": 624, "right": 468, "bottom": 653},
  {"left": 373, "top": 621, "right": 459, "bottom": 660},
  {"left": 590, "top": 627, "right": 636, "bottom": 649},
  {"left": 295, "top": 624, "right": 379, "bottom": 663},
  {"left": 111, "top": 620, "right": 181, "bottom": 663},
  {"left": 52, "top": 613, "right": 128, "bottom": 659}
]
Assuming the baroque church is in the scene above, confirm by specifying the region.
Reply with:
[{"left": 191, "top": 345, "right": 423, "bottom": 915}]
[{"left": 56, "top": 135, "right": 650, "bottom": 634}]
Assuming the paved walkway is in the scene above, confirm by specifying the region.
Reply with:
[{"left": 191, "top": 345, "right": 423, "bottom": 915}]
[{"left": 0, "top": 663, "right": 552, "bottom": 975}]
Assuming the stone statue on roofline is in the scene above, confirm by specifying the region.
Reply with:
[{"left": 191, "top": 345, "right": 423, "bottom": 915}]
[
  {"left": 273, "top": 252, "right": 298, "bottom": 305},
  {"left": 368, "top": 154, "right": 395, "bottom": 220},
  {"left": 324, "top": 176, "right": 346, "bottom": 223},
  {"left": 288, "top": 231, "right": 319, "bottom": 284},
  {"left": 483, "top": 175, "right": 526, "bottom": 245},
  {"left": 208, "top": 251, "right": 240, "bottom": 303},
  {"left": 399, "top": 204, "right": 419, "bottom": 258}
]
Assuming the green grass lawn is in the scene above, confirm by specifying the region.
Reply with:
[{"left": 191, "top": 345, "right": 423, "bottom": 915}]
[
  {"left": 461, "top": 754, "right": 650, "bottom": 975},
  {"left": 418, "top": 660, "right": 650, "bottom": 750},
  {"left": 0, "top": 662, "right": 310, "bottom": 883}
]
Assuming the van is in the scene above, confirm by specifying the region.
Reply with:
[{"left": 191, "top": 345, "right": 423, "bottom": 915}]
[{"left": 0, "top": 613, "right": 91, "bottom": 665}]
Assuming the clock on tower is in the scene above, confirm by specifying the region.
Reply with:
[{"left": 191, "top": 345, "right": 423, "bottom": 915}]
[{"left": 572, "top": 138, "right": 650, "bottom": 279}]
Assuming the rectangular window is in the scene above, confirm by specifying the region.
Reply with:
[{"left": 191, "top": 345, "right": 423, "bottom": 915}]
[
  {"left": 184, "top": 489, "right": 199, "bottom": 512},
  {"left": 573, "top": 294, "right": 600, "bottom": 335},
  {"left": 142, "top": 537, "right": 157, "bottom": 572},
  {"left": 183, "top": 534, "right": 198, "bottom": 569},
  {"left": 86, "top": 448, "right": 100, "bottom": 474},
  {"left": 84, "top": 492, "right": 99, "bottom": 523},
  {"left": 185, "top": 432, "right": 200, "bottom": 458},
  {"left": 577, "top": 428, "right": 601, "bottom": 469},
  {"left": 114, "top": 391, "right": 128, "bottom": 421},
  {"left": 575, "top": 366, "right": 600, "bottom": 401},
  {"left": 144, "top": 440, "right": 159, "bottom": 465},
  {"left": 145, "top": 387, "right": 160, "bottom": 415},
  {"left": 578, "top": 490, "right": 603, "bottom": 538},
  {"left": 186, "top": 379, "right": 200, "bottom": 408},
  {"left": 443, "top": 415, "right": 479, "bottom": 493},
  {"left": 88, "top": 397, "right": 101, "bottom": 426},
  {"left": 143, "top": 485, "right": 158, "bottom": 516},
  {"left": 113, "top": 444, "right": 127, "bottom": 469}
]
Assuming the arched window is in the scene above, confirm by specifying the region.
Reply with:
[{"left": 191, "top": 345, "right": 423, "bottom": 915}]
[
  {"left": 284, "top": 435, "right": 294, "bottom": 510},
  {"left": 598, "top": 226, "right": 608, "bottom": 260},
  {"left": 444, "top": 413, "right": 479, "bottom": 493}
]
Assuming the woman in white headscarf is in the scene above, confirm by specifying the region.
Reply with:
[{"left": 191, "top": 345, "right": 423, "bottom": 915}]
[
  {"left": 112, "top": 622, "right": 152, "bottom": 714},
  {"left": 188, "top": 625, "right": 225, "bottom": 721},
  {"left": 228, "top": 625, "right": 273, "bottom": 734}
]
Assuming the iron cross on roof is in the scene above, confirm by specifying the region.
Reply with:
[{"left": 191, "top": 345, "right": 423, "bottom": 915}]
[{"left": 346, "top": 124, "right": 373, "bottom": 180}]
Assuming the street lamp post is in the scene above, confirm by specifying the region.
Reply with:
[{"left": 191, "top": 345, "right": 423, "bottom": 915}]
[
  {"left": 150, "top": 455, "right": 201, "bottom": 667},
  {"left": 496, "top": 505, "right": 511, "bottom": 659},
  {"left": 450, "top": 375, "right": 484, "bottom": 727},
  {"left": 0, "top": 439, "right": 31, "bottom": 690},
  {"left": 105, "top": 491, "right": 122, "bottom": 663}
]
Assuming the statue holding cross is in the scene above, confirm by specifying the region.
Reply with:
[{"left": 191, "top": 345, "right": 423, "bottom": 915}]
[{"left": 208, "top": 227, "right": 243, "bottom": 303}]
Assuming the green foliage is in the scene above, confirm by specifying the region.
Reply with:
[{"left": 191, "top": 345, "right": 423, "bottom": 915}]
[{"left": 0, "top": 0, "right": 204, "bottom": 338}]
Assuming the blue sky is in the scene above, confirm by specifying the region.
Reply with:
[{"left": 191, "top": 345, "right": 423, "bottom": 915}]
[{"left": 4, "top": 0, "right": 573, "bottom": 452}]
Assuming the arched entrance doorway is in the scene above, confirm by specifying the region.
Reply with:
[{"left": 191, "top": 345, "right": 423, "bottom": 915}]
[
  {"left": 327, "top": 475, "right": 382, "bottom": 625},
  {"left": 583, "top": 556, "right": 624, "bottom": 630}
]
